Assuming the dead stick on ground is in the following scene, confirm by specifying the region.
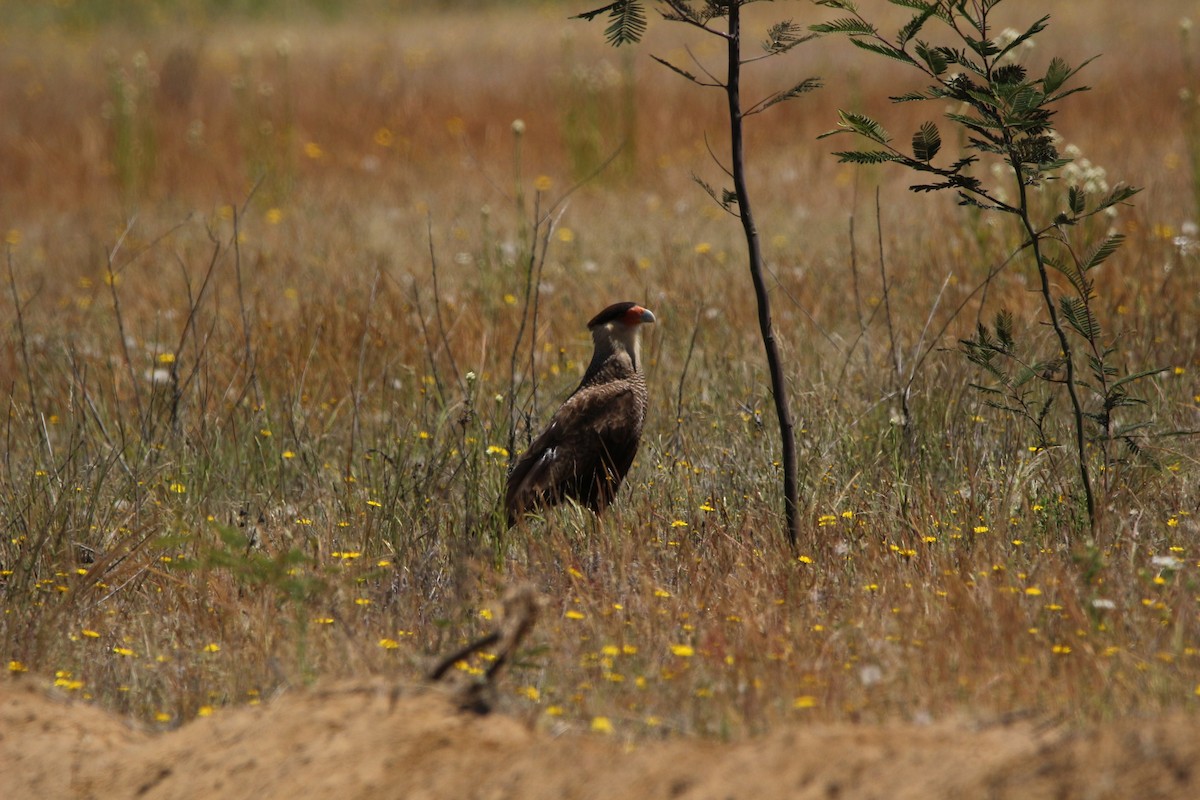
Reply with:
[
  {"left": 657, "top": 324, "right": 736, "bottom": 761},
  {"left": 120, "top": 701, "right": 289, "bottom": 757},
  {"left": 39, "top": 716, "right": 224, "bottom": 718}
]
[{"left": 428, "top": 584, "right": 543, "bottom": 714}]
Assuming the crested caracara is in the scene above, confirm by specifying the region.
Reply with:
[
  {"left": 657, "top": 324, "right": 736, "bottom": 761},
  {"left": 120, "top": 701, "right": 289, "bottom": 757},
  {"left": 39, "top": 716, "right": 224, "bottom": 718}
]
[{"left": 505, "top": 302, "right": 656, "bottom": 526}]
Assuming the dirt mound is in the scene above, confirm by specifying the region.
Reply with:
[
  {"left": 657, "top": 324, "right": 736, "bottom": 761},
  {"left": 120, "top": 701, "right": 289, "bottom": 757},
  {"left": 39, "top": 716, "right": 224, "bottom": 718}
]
[{"left": 2, "top": 675, "right": 1196, "bottom": 799}]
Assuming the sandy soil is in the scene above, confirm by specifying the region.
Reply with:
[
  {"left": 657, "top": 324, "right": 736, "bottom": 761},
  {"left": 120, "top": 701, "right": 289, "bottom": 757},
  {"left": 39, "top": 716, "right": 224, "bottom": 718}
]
[{"left": 2, "top": 674, "right": 1197, "bottom": 800}]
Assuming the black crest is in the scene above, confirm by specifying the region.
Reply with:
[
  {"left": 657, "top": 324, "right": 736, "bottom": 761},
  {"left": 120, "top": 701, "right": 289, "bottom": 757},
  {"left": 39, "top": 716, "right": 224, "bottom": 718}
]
[{"left": 588, "top": 301, "right": 640, "bottom": 328}]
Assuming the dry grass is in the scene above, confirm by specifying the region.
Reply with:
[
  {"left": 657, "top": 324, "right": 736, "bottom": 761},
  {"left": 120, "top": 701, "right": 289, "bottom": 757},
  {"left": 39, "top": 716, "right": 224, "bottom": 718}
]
[{"left": 2, "top": 1, "right": 1199, "bottom": 738}]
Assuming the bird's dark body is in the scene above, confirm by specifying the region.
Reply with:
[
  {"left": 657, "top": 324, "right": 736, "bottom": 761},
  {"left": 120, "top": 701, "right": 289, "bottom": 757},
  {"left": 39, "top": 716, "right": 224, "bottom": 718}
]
[{"left": 505, "top": 302, "right": 654, "bottom": 526}]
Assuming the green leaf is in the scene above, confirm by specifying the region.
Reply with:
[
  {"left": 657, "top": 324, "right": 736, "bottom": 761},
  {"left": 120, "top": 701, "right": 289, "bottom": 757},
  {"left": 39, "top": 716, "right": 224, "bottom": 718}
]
[
  {"left": 608, "top": 1, "right": 646, "bottom": 46},
  {"left": 1045, "top": 254, "right": 1090, "bottom": 298},
  {"left": 956, "top": 191, "right": 1006, "bottom": 211},
  {"left": 1110, "top": 366, "right": 1167, "bottom": 390},
  {"left": 914, "top": 41, "right": 948, "bottom": 75},
  {"left": 692, "top": 173, "right": 739, "bottom": 215},
  {"left": 762, "top": 21, "right": 816, "bottom": 54},
  {"left": 1046, "top": 85, "right": 1090, "bottom": 105},
  {"left": 937, "top": 46, "right": 985, "bottom": 76},
  {"left": 1092, "top": 184, "right": 1142, "bottom": 214},
  {"left": 945, "top": 112, "right": 1000, "bottom": 134},
  {"left": 911, "top": 121, "right": 941, "bottom": 162},
  {"left": 962, "top": 86, "right": 1001, "bottom": 109},
  {"left": 650, "top": 55, "right": 700, "bottom": 85},
  {"left": 888, "top": 0, "right": 938, "bottom": 9},
  {"left": 891, "top": 89, "right": 933, "bottom": 102},
  {"left": 897, "top": 4, "right": 939, "bottom": 46},
  {"left": 1043, "top": 56, "right": 1071, "bottom": 94},
  {"left": 1041, "top": 56, "right": 1098, "bottom": 103},
  {"left": 811, "top": 17, "right": 877, "bottom": 35},
  {"left": 1008, "top": 85, "right": 1044, "bottom": 118},
  {"left": 574, "top": 2, "right": 618, "bottom": 22},
  {"left": 964, "top": 34, "right": 999, "bottom": 59},
  {"left": 843, "top": 110, "right": 892, "bottom": 142},
  {"left": 1059, "top": 296, "right": 1100, "bottom": 340},
  {"left": 992, "top": 64, "right": 1027, "bottom": 87},
  {"left": 1068, "top": 185, "right": 1086, "bottom": 216},
  {"left": 573, "top": 1, "right": 647, "bottom": 47},
  {"left": 755, "top": 77, "right": 824, "bottom": 113},
  {"left": 1011, "top": 364, "right": 1039, "bottom": 388},
  {"left": 1082, "top": 234, "right": 1125, "bottom": 272},
  {"left": 849, "top": 38, "right": 917, "bottom": 65},
  {"left": 995, "top": 309, "right": 1014, "bottom": 352},
  {"left": 995, "top": 15, "right": 1049, "bottom": 62},
  {"left": 832, "top": 150, "right": 902, "bottom": 164}
]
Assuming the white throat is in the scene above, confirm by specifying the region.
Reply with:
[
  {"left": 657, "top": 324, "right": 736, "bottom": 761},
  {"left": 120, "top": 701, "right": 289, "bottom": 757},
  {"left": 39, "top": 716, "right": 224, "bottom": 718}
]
[{"left": 593, "top": 321, "right": 642, "bottom": 371}]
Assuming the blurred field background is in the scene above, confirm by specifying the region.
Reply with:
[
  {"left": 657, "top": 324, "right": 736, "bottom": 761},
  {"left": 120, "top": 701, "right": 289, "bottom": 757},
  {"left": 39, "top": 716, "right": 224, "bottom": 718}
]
[{"left": 2, "top": 0, "right": 1199, "bottom": 738}]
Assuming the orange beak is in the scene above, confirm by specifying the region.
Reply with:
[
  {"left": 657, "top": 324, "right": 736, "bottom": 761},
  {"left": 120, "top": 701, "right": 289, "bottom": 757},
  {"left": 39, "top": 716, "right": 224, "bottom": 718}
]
[{"left": 624, "top": 305, "right": 656, "bottom": 325}]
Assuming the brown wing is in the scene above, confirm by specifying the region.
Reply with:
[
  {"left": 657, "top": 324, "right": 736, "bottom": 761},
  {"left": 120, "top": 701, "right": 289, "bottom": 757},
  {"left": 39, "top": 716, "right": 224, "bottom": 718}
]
[{"left": 505, "top": 380, "right": 646, "bottom": 526}]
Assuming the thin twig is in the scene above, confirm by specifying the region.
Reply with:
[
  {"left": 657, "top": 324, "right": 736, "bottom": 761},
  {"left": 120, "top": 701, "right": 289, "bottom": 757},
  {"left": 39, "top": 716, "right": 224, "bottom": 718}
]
[
  {"left": 526, "top": 199, "right": 568, "bottom": 426},
  {"left": 6, "top": 252, "right": 44, "bottom": 450},
  {"left": 670, "top": 305, "right": 704, "bottom": 455},
  {"left": 231, "top": 205, "right": 261, "bottom": 411},
  {"left": 347, "top": 268, "right": 383, "bottom": 480},
  {"left": 684, "top": 44, "right": 726, "bottom": 87},
  {"left": 410, "top": 282, "right": 447, "bottom": 409},
  {"left": 427, "top": 214, "right": 465, "bottom": 396},
  {"left": 874, "top": 190, "right": 907, "bottom": 421},
  {"left": 702, "top": 131, "right": 734, "bottom": 179},
  {"left": 171, "top": 238, "right": 223, "bottom": 409},
  {"left": 905, "top": 271, "right": 952, "bottom": 390},
  {"left": 69, "top": 346, "right": 135, "bottom": 481},
  {"left": 105, "top": 219, "right": 146, "bottom": 432}
]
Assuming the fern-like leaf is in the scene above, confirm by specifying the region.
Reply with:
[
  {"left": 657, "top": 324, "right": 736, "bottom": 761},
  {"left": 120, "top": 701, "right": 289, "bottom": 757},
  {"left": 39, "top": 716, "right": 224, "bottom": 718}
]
[
  {"left": 1044, "top": 255, "right": 1090, "bottom": 298},
  {"left": 810, "top": 17, "right": 877, "bottom": 35},
  {"left": 836, "top": 110, "right": 892, "bottom": 143},
  {"left": 574, "top": 2, "right": 618, "bottom": 22},
  {"left": 1067, "top": 185, "right": 1086, "bottom": 216},
  {"left": 1043, "top": 56, "right": 1071, "bottom": 94},
  {"left": 1082, "top": 234, "right": 1124, "bottom": 272},
  {"left": 754, "top": 77, "right": 823, "bottom": 113},
  {"left": 692, "top": 173, "right": 739, "bottom": 216},
  {"left": 650, "top": 55, "right": 701, "bottom": 85},
  {"left": 832, "top": 150, "right": 902, "bottom": 164},
  {"left": 888, "top": 0, "right": 938, "bottom": 9},
  {"left": 762, "top": 20, "right": 815, "bottom": 54},
  {"left": 911, "top": 121, "right": 941, "bottom": 162},
  {"left": 965, "top": 34, "right": 1000, "bottom": 59},
  {"left": 850, "top": 38, "right": 917, "bottom": 65},
  {"left": 937, "top": 46, "right": 985, "bottom": 76},
  {"left": 1011, "top": 364, "right": 1040, "bottom": 388},
  {"left": 814, "top": 0, "right": 859, "bottom": 11},
  {"left": 897, "top": 4, "right": 938, "bottom": 46},
  {"left": 1092, "top": 184, "right": 1141, "bottom": 214},
  {"left": 1042, "top": 55, "right": 1098, "bottom": 101},
  {"left": 992, "top": 64, "right": 1027, "bottom": 87},
  {"left": 1110, "top": 366, "right": 1167, "bottom": 391},
  {"left": 574, "top": 1, "right": 647, "bottom": 47},
  {"left": 914, "top": 41, "right": 948, "bottom": 75},
  {"left": 994, "top": 15, "right": 1049, "bottom": 63},
  {"left": 1059, "top": 296, "right": 1100, "bottom": 340},
  {"left": 956, "top": 191, "right": 1006, "bottom": 211},
  {"left": 945, "top": 112, "right": 1000, "bottom": 134},
  {"left": 995, "top": 309, "right": 1014, "bottom": 353},
  {"left": 891, "top": 89, "right": 933, "bottom": 102}
]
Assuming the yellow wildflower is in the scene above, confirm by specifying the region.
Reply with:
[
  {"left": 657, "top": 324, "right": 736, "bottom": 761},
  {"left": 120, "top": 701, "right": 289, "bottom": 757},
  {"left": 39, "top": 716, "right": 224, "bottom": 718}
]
[{"left": 590, "top": 716, "right": 614, "bottom": 734}]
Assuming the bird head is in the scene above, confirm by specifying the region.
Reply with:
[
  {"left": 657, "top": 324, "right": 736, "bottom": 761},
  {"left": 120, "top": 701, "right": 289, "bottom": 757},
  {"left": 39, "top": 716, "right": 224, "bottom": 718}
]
[
  {"left": 586, "top": 302, "right": 655, "bottom": 371},
  {"left": 587, "top": 302, "right": 656, "bottom": 330}
]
